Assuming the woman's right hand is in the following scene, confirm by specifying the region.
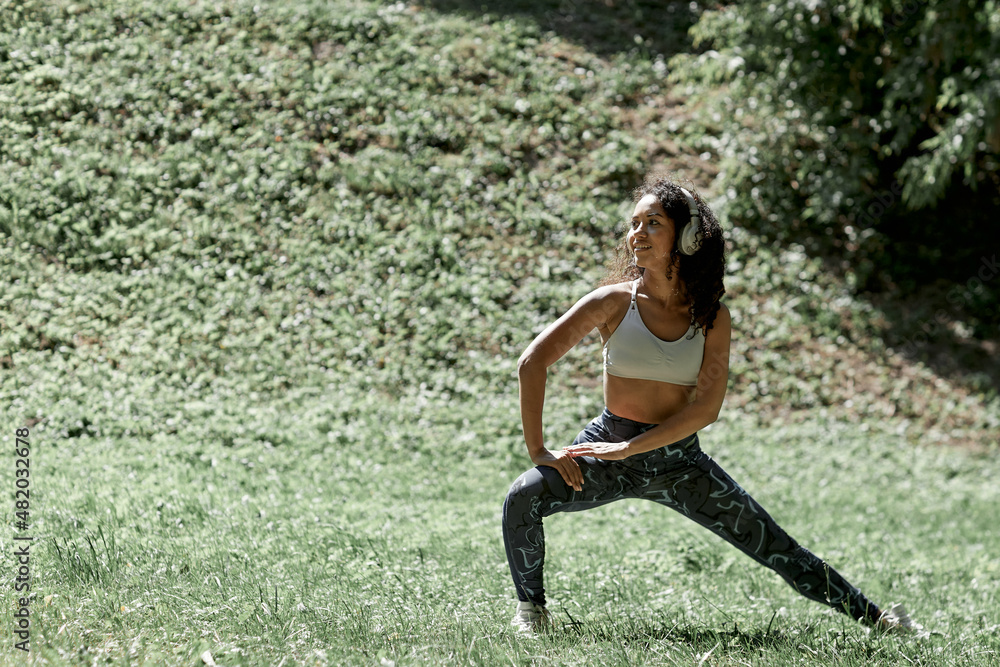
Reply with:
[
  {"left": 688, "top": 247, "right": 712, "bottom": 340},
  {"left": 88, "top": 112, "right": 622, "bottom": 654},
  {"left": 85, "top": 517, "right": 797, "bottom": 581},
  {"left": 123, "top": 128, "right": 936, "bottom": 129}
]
[{"left": 531, "top": 448, "right": 584, "bottom": 492}]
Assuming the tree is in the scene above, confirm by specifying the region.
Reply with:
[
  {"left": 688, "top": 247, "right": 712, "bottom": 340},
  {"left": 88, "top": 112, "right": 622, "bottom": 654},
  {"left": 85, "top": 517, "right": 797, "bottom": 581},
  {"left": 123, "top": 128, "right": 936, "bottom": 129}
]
[{"left": 670, "top": 0, "right": 1000, "bottom": 330}]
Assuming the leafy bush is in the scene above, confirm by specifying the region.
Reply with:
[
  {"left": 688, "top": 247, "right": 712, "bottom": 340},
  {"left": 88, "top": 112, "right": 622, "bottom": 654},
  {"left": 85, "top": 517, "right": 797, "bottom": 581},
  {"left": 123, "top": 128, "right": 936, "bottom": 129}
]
[
  {"left": 0, "top": 0, "right": 646, "bottom": 440},
  {"left": 670, "top": 0, "right": 1000, "bottom": 331}
]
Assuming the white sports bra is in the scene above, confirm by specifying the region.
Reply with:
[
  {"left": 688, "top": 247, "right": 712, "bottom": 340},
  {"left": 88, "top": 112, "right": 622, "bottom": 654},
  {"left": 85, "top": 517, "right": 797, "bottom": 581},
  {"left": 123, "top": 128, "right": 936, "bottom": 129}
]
[{"left": 602, "top": 281, "right": 705, "bottom": 386}]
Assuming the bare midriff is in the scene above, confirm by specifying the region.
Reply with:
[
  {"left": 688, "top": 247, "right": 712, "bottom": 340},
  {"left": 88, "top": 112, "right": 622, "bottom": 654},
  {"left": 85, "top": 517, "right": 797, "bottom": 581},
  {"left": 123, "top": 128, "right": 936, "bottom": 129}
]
[{"left": 603, "top": 372, "right": 696, "bottom": 425}]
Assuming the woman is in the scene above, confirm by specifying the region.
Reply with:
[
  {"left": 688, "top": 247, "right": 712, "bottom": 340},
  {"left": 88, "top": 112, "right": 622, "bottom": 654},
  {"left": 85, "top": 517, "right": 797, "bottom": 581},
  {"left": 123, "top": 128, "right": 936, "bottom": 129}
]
[{"left": 501, "top": 175, "right": 916, "bottom": 635}]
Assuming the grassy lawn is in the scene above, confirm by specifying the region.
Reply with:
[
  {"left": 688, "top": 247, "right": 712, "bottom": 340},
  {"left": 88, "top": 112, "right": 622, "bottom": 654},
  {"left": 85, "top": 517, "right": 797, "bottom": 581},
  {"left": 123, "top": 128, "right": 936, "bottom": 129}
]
[{"left": 6, "top": 397, "right": 1000, "bottom": 664}]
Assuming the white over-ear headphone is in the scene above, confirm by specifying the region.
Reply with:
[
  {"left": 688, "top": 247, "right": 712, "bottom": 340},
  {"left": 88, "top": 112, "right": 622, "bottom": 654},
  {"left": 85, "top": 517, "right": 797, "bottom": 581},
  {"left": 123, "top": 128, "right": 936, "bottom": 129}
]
[{"left": 677, "top": 187, "right": 703, "bottom": 256}]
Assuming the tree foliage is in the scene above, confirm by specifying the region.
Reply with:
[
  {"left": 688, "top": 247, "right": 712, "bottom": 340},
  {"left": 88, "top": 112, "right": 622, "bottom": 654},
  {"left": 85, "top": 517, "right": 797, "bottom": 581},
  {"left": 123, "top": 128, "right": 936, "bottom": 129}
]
[{"left": 671, "top": 0, "right": 1000, "bottom": 329}]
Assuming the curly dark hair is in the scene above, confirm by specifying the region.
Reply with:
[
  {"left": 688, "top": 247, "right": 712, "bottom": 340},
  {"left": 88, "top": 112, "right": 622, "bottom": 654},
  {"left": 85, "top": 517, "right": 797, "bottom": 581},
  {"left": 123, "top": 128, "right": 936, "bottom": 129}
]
[{"left": 601, "top": 174, "right": 727, "bottom": 334}]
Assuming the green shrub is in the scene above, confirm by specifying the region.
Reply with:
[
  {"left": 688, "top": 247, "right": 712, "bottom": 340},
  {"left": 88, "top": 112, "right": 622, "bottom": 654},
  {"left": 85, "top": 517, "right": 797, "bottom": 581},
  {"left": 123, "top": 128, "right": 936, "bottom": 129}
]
[{"left": 670, "top": 0, "right": 1000, "bottom": 330}]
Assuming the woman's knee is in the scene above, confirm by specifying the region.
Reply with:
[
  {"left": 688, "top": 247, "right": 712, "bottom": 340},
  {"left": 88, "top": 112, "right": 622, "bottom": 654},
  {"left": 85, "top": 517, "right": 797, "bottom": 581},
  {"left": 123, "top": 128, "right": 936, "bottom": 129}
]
[
  {"left": 506, "top": 467, "right": 547, "bottom": 498},
  {"left": 503, "top": 467, "right": 560, "bottom": 513}
]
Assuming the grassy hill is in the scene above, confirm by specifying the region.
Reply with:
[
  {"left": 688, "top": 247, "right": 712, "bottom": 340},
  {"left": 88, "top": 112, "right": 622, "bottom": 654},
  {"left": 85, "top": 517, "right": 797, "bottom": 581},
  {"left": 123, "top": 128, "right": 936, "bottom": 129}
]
[{"left": 1, "top": 0, "right": 998, "bottom": 664}]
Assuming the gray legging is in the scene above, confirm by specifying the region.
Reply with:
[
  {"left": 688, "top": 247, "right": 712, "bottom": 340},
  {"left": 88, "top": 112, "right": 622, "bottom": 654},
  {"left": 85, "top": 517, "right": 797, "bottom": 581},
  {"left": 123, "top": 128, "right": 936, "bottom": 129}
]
[{"left": 501, "top": 408, "right": 882, "bottom": 624}]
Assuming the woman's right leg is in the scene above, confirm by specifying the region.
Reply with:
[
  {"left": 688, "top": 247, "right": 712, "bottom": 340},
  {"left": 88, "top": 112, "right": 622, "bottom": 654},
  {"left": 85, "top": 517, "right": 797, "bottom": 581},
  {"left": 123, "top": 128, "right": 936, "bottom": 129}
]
[
  {"left": 502, "top": 411, "right": 658, "bottom": 606},
  {"left": 502, "top": 456, "right": 631, "bottom": 606}
]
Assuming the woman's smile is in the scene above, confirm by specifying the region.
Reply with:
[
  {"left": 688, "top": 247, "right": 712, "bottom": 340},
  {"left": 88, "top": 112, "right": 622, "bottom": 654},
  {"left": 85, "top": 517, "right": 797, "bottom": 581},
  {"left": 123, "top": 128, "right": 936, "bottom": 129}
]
[{"left": 627, "top": 193, "right": 676, "bottom": 263}]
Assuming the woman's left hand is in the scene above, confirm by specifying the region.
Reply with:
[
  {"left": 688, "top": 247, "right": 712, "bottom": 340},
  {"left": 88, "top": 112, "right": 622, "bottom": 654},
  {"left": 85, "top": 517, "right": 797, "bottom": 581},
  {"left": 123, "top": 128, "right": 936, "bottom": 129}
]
[{"left": 562, "top": 441, "right": 631, "bottom": 461}]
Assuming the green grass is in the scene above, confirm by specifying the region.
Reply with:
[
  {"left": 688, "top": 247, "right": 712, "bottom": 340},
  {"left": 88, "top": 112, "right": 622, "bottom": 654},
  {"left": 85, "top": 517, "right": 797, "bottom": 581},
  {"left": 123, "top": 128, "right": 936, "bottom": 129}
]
[
  {"left": 5, "top": 401, "right": 1000, "bottom": 665},
  {"left": 1, "top": 0, "right": 998, "bottom": 664}
]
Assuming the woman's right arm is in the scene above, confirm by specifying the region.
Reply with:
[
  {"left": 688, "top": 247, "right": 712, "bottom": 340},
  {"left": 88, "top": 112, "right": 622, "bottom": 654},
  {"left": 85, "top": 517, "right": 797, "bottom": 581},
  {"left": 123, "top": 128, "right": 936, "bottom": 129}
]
[{"left": 517, "top": 286, "right": 618, "bottom": 491}]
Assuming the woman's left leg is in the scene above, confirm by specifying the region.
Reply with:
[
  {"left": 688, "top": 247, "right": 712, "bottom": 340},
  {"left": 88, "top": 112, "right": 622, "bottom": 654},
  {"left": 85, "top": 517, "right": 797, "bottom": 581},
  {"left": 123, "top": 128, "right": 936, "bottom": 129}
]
[{"left": 640, "top": 443, "right": 883, "bottom": 625}]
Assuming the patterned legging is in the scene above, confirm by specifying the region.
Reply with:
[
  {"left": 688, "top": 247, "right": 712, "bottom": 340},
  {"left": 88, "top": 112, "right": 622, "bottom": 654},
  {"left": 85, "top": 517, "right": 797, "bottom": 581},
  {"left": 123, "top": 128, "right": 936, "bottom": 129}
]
[{"left": 501, "top": 408, "right": 882, "bottom": 624}]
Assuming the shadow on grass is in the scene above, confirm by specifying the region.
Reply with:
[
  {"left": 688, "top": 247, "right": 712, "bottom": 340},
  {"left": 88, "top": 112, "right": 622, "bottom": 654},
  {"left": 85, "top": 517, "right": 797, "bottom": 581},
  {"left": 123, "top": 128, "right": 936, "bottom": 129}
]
[
  {"left": 550, "top": 614, "right": 892, "bottom": 660},
  {"left": 570, "top": 622, "right": 797, "bottom": 649},
  {"left": 418, "top": 0, "right": 700, "bottom": 60}
]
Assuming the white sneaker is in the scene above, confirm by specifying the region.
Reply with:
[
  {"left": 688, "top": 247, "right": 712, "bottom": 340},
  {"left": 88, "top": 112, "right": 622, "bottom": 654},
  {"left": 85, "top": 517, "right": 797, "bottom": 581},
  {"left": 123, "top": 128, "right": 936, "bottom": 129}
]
[
  {"left": 511, "top": 600, "right": 551, "bottom": 634},
  {"left": 876, "top": 603, "right": 927, "bottom": 637}
]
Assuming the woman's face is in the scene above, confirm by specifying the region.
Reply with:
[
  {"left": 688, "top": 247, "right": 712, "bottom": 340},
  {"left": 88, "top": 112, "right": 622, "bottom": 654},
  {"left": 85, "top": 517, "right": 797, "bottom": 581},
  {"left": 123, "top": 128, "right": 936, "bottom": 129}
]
[{"left": 627, "top": 193, "right": 676, "bottom": 269}]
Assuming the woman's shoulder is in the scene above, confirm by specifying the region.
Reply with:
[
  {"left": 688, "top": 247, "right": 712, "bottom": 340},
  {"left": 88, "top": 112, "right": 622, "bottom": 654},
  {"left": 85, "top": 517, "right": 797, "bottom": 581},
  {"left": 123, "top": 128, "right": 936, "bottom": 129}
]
[
  {"left": 568, "top": 281, "right": 633, "bottom": 328},
  {"left": 591, "top": 280, "right": 635, "bottom": 297},
  {"left": 582, "top": 281, "right": 634, "bottom": 309},
  {"left": 704, "top": 300, "right": 731, "bottom": 337},
  {"left": 715, "top": 300, "right": 731, "bottom": 321}
]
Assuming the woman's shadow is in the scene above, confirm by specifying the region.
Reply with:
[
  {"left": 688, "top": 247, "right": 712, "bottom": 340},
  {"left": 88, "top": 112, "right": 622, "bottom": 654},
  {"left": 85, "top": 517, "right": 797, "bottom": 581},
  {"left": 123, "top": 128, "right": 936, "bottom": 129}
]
[{"left": 553, "top": 612, "right": 885, "bottom": 658}]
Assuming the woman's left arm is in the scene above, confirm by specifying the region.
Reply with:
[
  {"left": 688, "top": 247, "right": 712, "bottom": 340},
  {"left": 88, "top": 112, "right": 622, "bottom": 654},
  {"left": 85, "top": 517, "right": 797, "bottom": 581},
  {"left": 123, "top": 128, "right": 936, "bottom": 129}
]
[{"left": 564, "top": 303, "right": 732, "bottom": 460}]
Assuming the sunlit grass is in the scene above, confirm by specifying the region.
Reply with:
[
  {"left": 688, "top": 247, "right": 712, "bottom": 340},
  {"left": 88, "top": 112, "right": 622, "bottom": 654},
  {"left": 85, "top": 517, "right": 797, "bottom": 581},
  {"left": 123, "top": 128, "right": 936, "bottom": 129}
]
[{"left": 4, "top": 395, "right": 998, "bottom": 664}]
